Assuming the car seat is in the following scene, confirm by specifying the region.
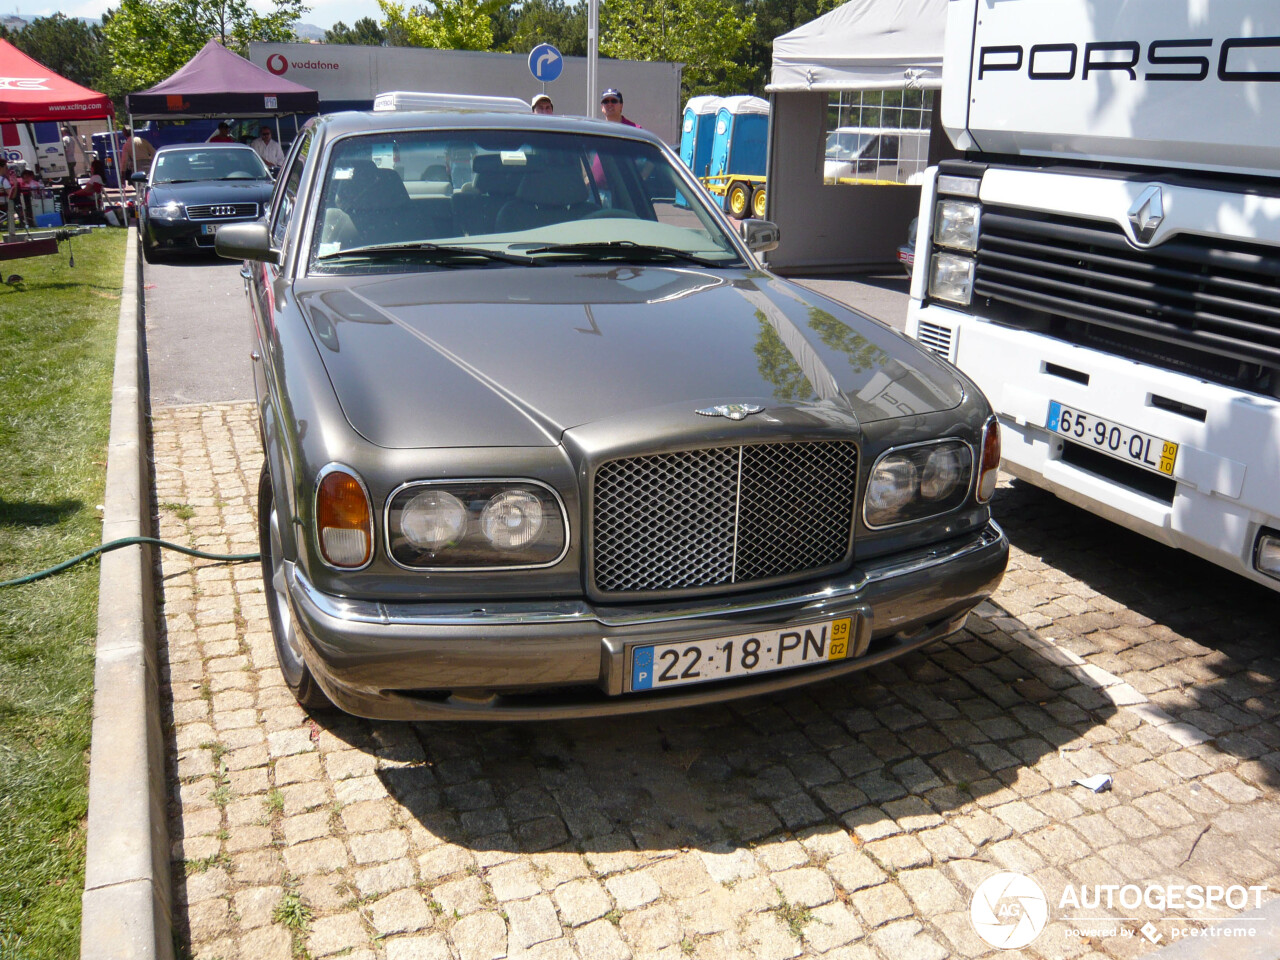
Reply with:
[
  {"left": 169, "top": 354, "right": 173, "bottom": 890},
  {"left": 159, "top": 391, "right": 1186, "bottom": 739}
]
[{"left": 494, "top": 162, "right": 597, "bottom": 233}]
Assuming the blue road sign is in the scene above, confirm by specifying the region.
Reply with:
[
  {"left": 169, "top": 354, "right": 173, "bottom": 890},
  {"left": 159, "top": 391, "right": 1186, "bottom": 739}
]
[{"left": 528, "top": 43, "right": 564, "bottom": 83}]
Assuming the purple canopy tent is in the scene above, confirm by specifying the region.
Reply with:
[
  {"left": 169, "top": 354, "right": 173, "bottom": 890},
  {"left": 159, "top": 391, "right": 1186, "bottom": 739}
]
[{"left": 125, "top": 39, "right": 319, "bottom": 119}]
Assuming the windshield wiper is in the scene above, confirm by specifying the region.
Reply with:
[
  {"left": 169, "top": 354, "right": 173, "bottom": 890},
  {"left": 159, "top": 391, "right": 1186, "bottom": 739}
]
[
  {"left": 317, "top": 242, "right": 540, "bottom": 266},
  {"left": 155, "top": 178, "right": 201, "bottom": 184},
  {"left": 525, "top": 240, "right": 728, "bottom": 267}
]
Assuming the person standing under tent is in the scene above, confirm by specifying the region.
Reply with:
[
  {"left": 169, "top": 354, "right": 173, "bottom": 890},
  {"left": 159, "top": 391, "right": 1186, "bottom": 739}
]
[{"left": 207, "top": 122, "right": 236, "bottom": 143}]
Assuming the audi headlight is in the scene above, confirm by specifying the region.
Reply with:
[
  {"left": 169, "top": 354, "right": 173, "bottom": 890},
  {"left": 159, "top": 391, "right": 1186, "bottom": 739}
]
[
  {"left": 152, "top": 200, "right": 186, "bottom": 220},
  {"left": 387, "top": 480, "right": 567, "bottom": 568},
  {"left": 929, "top": 253, "right": 976, "bottom": 306},
  {"left": 933, "top": 199, "right": 981, "bottom": 251},
  {"left": 864, "top": 440, "right": 973, "bottom": 527}
]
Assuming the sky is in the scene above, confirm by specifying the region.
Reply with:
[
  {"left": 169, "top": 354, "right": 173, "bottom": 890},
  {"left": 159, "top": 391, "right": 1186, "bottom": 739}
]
[{"left": 3, "top": 0, "right": 379, "bottom": 31}]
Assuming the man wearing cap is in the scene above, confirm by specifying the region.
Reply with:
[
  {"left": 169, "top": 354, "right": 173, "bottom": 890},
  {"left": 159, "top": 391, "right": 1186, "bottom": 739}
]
[
  {"left": 531, "top": 94, "right": 554, "bottom": 115},
  {"left": 600, "top": 89, "right": 640, "bottom": 127},
  {"left": 207, "top": 122, "right": 236, "bottom": 143}
]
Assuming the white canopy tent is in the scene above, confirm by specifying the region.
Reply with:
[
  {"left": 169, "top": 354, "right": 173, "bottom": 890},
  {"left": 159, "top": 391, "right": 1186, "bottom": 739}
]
[
  {"left": 763, "top": 0, "right": 951, "bottom": 273},
  {"left": 769, "top": 0, "right": 945, "bottom": 93}
]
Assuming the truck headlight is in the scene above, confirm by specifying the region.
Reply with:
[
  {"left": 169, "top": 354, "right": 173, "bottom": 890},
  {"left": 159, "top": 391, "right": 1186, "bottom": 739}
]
[
  {"left": 386, "top": 480, "right": 567, "bottom": 568},
  {"left": 933, "top": 200, "right": 981, "bottom": 251},
  {"left": 864, "top": 440, "right": 974, "bottom": 527},
  {"left": 929, "top": 253, "right": 976, "bottom": 306}
]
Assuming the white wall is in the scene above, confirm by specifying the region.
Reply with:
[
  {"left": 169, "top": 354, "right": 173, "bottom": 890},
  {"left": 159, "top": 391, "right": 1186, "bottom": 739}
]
[
  {"left": 765, "top": 90, "right": 921, "bottom": 274},
  {"left": 248, "top": 43, "right": 683, "bottom": 144}
]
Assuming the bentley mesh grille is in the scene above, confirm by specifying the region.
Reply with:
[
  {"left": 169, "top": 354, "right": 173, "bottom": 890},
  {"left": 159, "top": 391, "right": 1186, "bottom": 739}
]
[
  {"left": 592, "top": 441, "right": 857, "bottom": 594},
  {"left": 186, "top": 203, "right": 259, "bottom": 221}
]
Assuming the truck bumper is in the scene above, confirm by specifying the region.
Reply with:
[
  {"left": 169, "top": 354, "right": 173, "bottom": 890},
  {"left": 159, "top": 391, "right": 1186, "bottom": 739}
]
[{"left": 907, "top": 302, "right": 1280, "bottom": 592}]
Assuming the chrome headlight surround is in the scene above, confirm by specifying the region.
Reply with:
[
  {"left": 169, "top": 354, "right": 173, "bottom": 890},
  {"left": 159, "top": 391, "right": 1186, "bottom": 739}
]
[
  {"left": 385, "top": 478, "right": 569, "bottom": 570},
  {"left": 863, "top": 439, "right": 974, "bottom": 529}
]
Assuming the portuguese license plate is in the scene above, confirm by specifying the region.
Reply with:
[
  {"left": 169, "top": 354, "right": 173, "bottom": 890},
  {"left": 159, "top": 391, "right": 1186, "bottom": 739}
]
[
  {"left": 629, "top": 617, "right": 853, "bottom": 692},
  {"left": 201, "top": 223, "right": 218, "bottom": 235},
  {"left": 1047, "top": 401, "right": 1178, "bottom": 477}
]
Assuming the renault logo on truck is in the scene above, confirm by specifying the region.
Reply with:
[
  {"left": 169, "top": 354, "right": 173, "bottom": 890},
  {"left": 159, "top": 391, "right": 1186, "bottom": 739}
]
[
  {"left": 1127, "top": 186, "right": 1164, "bottom": 245},
  {"left": 977, "top": 36, "right": 1280, "bottom": 82}
]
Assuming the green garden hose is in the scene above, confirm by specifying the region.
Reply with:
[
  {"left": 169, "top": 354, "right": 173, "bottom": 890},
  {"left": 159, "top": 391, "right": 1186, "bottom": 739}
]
[{"left": 1, "top": 537, "right": 260, "bottom": 588}]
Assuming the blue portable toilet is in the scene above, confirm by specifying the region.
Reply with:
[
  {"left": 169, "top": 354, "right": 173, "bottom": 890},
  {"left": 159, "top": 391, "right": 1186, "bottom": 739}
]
[
  {"left": 707, "top": 95, "right": 769, "bottom": 183},
  {"left": 679, "top": 95, "right": 723, "bottom": 179}
]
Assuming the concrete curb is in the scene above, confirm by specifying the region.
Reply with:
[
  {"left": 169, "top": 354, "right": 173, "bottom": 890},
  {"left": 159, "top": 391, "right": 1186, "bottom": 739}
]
[{"left": 80, "top": 228, "right": 174, "bottom": 960}]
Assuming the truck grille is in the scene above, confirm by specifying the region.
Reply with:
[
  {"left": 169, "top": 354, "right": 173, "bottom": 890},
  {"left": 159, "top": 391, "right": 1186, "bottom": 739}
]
[
  {"left": 973, "top": 206, "right": 1280, "bottom": 390},
  {"left": 591, "top": 441, "right": 857, "bottom": 595},
  {"left": 186, "top": 203, "right": 258, "bottom": 221}
]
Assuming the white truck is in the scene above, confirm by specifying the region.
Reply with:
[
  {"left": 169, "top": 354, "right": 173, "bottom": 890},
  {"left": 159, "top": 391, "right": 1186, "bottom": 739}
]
[{"left": 906, "top": 0, "right": 1280, "bottom": 592}]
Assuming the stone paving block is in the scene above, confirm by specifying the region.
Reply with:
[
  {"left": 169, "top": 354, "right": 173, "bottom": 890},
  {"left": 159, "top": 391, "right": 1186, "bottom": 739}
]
[
  {"left": 870, "top": 919, "right": 948, "bottom": 960},
  {"left": 801, "top": 901, "right": 863, "bottom": 953},
  {"left": 697, "top": 844, "right": 759, "bottom": 883},
  {"left": 605, "top": 870, "right": 661, "bottom": 910},
  {"left": 371, "top": 888, "right": 435, "bottom": 937},
  {"left": 307, "top": 912, "right": 369, "bottom": 956},
  {"left": 354, "top": 858, "right": 417, "bottom": 898},
  {"left": 619, "top": 902, "right": 683, "bottom": 953},
  {"left": 896, "top": 867, "right": 963, "bottom": 914},
  {"left": 773, "top": 867, "right": 834, "bottom": 908},
  {"left": 488, "top": 859, "right": 543, "bottom": 901},
  {"left": 741, "top": 913, "right": 801, "bottom": 960},
  {"left": 572, "top": 918, "right": 631, "bottom": 960},
  {"left": 841, "top": 806, "right": 901, "bottom": 843},
  {"left": 419, "top": 843, "right": 475, "bottom": 881},
  {"left": 236, "top": 924, "right": 293, "bottom": 960},
  {"left": 850, "top": 882, "right": 912, "bottom": 928},
  {"left": 753, "top": 837, "right": 810, "bottom": 871},
  {"left": 435, "top": 876, "right": 488, "bottom": 916},
  {"left": 650, "top": 853, "right": 714, "bottom": 899},
  {"left": 384, "top": 934, "right": 452, "bottom": 960},
  {"left": 863, "top": 835, "right": 931, "bottom": 872},
  {"left": 553, "top": 878, "right": 612, "bottom": 927},
  {"left": 452, "top": 911, "right": 508, "bottom": 960},
  {"left": 351, "top": 828, "right": 410, "bottom": 865},
  {"left": 825, "top": 852, "right": 886, "bottom": 894},
  {"left": 282, "top": 837, "right": 347, "bottom": 876},
  {"left": 508, "top": 895, "right": 561, "bottom": 950}
]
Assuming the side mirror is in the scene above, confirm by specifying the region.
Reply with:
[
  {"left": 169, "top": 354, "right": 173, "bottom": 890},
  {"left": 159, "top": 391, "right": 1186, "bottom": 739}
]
[
  {"left": 742, "top": 219, "right": 779, "bottom": 254},
  {"left": 215, "top": 221, "right": 279, "bottom": 264},
  {"left": 129, "top": 172, "right": 148, "bottom": 184}
]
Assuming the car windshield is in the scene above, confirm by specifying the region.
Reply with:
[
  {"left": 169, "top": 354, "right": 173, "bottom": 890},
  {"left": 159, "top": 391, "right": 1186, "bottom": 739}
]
[
  {"left": 309, "top": 128, "right": 745, "bottom": 274},
  {"left": 825, "top": 131, "right": 872, "bottom": 161},
  {"left": 152, "top": 148, "right": 271, "bottom": 183}
]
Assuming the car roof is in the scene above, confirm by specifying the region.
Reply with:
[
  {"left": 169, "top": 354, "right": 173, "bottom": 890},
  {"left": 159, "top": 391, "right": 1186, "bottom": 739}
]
[
  {"left": 311, "top": 110, "right": 668, "bottom": 149},
  {"left": 155, "top": 143, "right": 259, "bottom": 153}
]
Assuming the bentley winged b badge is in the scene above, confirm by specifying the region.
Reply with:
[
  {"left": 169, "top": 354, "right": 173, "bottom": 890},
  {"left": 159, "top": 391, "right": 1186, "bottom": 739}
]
[{"left": 696, "top": 403, "right": 765, "bottom": 421}]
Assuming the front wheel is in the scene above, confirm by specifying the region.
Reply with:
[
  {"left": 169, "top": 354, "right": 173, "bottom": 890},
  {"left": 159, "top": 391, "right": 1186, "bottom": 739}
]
[
  {"left": 140, "top": 228, "right": 161, "bottom": 264},
  {"left": 258, "top": 465, "right": 332, "bottom": 711},
  {"left": 727, "top": 181, "right": 751, "bottom": 219},
  {"left": 751, "top": 185, "right": 767, "bottom": 219}
]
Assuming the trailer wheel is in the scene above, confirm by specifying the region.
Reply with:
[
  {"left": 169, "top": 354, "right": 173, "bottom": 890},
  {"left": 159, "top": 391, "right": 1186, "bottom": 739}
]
[
  {"left": 751, "top": 185, "right": 767, "bottom": 219},
  {"left": 727, "top": 181, "right": 751, "bottom": 218}
]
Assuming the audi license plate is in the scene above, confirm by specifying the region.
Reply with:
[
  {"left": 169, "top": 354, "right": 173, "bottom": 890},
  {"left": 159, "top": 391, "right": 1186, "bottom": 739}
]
[
  {"left": 201, "top": 223, "right": 218, "bottom": 235},
  {"left": 629, "top": 617, "right": 853, "bottom": 692},
  {"left": 1047, "top": 401, "right": 1177, "bottom": 477}
]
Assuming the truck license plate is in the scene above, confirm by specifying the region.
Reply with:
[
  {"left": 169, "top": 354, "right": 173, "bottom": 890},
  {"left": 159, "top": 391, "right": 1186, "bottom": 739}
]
[
  {"left": 629, "top": 617, "right": 853, "bottom": 692},
  {"left": 1047, "top": 401, "right": 1177, "bottom": 477}
]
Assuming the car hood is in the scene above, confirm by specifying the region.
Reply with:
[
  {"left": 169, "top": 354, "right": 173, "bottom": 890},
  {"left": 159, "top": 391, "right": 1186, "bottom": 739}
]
[
  {"left": 295, "top": 265, "right": 965, "bottom": 449},
  {"left": 146, "top": 179, "right": 274, "bottom": 207}
]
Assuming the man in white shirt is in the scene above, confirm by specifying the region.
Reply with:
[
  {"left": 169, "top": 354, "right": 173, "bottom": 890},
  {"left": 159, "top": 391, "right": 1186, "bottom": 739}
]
[{"left": 250, "top": 126, "right": 285, "bottom": 170}]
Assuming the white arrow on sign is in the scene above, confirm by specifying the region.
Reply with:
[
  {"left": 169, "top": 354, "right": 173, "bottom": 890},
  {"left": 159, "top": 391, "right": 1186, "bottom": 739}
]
[{"left": 536, "top": 49, "right": 560, "bottom": 78}]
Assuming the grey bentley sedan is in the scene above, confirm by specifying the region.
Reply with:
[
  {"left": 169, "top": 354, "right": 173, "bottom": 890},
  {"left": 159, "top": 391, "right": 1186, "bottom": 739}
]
[{"left": 216, "top": 108, "right": 1008, "bottom": 720}]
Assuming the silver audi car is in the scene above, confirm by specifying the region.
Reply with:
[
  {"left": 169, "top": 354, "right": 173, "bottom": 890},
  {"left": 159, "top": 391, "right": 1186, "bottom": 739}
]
[{"left": 216, "top": 108, "right": 1007, "bottom": 721}]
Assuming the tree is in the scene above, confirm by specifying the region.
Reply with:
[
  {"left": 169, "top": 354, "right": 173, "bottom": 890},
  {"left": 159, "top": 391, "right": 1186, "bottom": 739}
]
[
  {"left": 739, "top": 0, "right": 838, "bottom": 94},
  {"left": 102, "top": 0, "right": 308, "bottom": 92},
  {"left": 504, "top": 0, "right": 586, "bottom": 56},
  {"left": 324, "top": 17, "right": 387, "bottom": 44},
  {"left": 602, "top": 0, "right": 755, "bottom": 99},
  {"left": 0, "top": 15, "right": 113, "bottom": 94},
  {"left": 377, "top": 0, "right": 495, "bottom": 50}
]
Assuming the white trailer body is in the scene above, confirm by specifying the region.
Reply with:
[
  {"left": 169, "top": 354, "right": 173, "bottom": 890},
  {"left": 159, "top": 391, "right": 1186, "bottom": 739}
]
[{"left": 906, "top": 0, "right": 1280, "bottom": 590}]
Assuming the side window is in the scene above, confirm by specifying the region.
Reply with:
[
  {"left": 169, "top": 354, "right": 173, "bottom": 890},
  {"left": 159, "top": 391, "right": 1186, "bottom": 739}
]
[{"left": 270, "top": 130, "right": 312, "bottom": 249}]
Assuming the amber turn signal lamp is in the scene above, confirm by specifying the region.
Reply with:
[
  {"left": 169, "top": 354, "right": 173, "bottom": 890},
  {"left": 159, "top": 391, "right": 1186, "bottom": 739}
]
[
  {"left": 316, "top": 468, "right": 373, "bottom": 568},
  {"left": 976, "top": 417, "right": 1001, "bottom": 503}
]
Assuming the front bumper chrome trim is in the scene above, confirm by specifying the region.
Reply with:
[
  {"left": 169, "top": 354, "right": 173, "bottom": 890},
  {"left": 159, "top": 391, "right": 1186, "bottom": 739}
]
[{"left": 288, "top": 520, "right": 1005, "bottom": 629}]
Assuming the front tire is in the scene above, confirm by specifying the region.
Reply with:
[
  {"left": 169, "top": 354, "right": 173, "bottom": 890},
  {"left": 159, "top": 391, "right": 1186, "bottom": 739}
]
[
  {"left": 259, "top": 465, "right": 332, "bottom": 711},
  {"left": 141, "top": 228, "right": 161, "bottom": 264}
]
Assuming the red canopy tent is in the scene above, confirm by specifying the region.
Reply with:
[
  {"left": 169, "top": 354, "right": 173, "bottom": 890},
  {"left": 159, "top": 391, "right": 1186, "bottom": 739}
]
[
  {"left": 0, "top": 38, "right": 118, "bottom": 240},
  {"left": 0, "top": 38, "right": 114, "bottom": 122}
]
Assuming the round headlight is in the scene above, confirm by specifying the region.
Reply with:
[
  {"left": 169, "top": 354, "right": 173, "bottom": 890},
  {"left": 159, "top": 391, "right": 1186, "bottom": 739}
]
[
  {"left": 866, "top": 457, "right": 918, "bottom": 516},
  {"left": 480, "top": 490, "right": 545, "bottom": 550},
  {"left": 920, "top": 446, "right": 964, "bottom": 500},
  {"left": 400, "top": 490, "right": 467, "bottom": 548}
]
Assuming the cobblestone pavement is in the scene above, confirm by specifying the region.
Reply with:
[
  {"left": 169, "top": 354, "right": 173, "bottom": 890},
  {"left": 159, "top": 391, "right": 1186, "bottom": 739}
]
[{"left": 152, "top": 403, "right": 1280, "bottom": 960}]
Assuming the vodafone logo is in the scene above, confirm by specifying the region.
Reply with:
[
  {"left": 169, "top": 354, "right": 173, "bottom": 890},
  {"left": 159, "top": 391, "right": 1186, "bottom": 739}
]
[{"left": 266, "top": 54, "right": 288, "bottom": 75}]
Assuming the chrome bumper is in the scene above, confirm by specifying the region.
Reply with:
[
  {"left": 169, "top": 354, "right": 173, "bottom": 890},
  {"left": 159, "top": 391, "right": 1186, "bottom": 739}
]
[{"left": 285, "top": 521, "right": 1008, "bottom": 720}]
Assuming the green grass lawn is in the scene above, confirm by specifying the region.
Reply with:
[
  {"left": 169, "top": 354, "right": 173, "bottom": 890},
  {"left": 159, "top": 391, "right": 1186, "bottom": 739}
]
[{"left": 0, "top": 228, "right": 128, "bottom": 958}]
